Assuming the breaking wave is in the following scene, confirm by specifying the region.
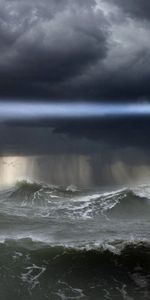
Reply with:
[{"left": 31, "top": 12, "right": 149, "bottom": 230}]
[{"left": 1, "top": 180, "right": 150, "bottom": 218}]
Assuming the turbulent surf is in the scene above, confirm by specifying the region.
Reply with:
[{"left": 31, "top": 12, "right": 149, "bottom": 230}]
[{"left": 0, "top": 181, "right": 150, "bottom": 299}]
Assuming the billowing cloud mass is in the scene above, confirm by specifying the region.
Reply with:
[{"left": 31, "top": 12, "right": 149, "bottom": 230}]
[{"left": 0, "top": 0, "right": 150, "bottom": 101}]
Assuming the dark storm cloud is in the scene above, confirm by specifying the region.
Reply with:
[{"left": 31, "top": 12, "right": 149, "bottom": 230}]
[
  {"left": 0, "top": 0, "right": 150, "bottom": 101},
  {"left": 1, "top": 116, "right": 150, "bottom": 156},
  {"left": 53, "top": 117, "right": 150, "bottom": 150},
  {"left": 1, "top": 119, "right": 150, "bottom": 187},
  {"left": 0, "top": 0, "right": 108, "bottom": 99},
  {"left": 106, "top": 0, "right": 150, "bottom": 21}
]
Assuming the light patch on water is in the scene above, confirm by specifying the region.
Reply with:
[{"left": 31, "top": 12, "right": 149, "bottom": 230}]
[{"left": 12, "top": 251, "right": 23, "bottom": 260}]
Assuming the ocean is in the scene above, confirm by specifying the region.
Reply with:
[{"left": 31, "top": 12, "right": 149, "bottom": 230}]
[{"left": 0, "top": 180, "right": 149, "bottom": 299}]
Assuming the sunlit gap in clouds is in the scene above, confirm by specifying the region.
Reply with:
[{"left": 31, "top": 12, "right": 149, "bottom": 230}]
[{"left": 0, "top": 102, "right": 150, "bottom": 121}]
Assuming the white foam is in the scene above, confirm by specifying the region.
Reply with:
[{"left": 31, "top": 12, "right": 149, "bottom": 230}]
[
  {"left": 132, "top": 184, "right": 150, "bottom": 200},
  {"left": 21, "top": 264, "right": 46, "bottom": 292},
  {"left": 54, "top": 280, "right": 85, "bottom": 300}
]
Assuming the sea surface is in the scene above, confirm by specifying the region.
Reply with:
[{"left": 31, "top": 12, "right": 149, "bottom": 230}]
[{"left": 0, "top": 180, "right": 150, "bottom": 300}]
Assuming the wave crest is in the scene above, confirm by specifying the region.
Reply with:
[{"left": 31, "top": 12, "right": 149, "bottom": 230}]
[{"left": 0, "top": 181, "right": 150, "bottom": 218}]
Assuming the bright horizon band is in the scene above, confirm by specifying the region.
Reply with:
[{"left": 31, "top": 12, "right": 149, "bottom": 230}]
[{"left": 0, "top": 102, "right": 150, "bottom": 120}]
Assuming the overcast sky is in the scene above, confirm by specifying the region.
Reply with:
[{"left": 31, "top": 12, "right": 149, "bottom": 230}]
[
  {"left": 0, "top": 1, "right": 150, "bottom": 186},
  {"left": 0, "top": 0, "right": 150, "bottom": 167},
  {"left": 0, "top": 0, "right": 150, "bottom": 101}
]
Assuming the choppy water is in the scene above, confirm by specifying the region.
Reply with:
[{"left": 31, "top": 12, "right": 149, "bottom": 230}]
[{"left": 0, "top": 181, "right": 150, "bottom": 299}]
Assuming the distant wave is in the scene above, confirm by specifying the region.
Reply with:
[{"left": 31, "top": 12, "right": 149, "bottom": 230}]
[
  {"left": 0, "top": 181, "right": 150, "bottom": 220},
  {"left": 1, "top": 236, "right": 150, "bottom": 255},
  {"left": 11, "top": 180, "right": 81, "bottom": 197}
]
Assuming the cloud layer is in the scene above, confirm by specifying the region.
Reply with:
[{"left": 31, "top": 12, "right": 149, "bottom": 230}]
[{"left": 0, "top": 0, "right": 150, "bottom": 101}]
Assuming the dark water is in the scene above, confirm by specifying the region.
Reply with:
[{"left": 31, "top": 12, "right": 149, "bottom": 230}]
[{"left": 0, "top": 181, "right": 150, "bottom": 299}]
